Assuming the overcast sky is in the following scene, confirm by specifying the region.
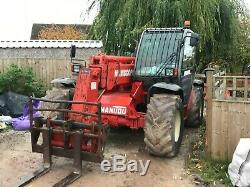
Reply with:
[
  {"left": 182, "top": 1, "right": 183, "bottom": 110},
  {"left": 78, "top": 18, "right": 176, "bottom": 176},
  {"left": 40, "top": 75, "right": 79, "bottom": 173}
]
[
  {"left": 0, "top": 0, "right": 249, "bottom": 41},
  {"left": 0, "top": 0, "right": 98, "bottom": 40}
]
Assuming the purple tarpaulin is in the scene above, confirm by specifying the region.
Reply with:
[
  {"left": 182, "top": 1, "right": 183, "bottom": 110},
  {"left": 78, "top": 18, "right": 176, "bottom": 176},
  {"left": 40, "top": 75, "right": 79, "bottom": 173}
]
[{"left": 11, "top": 101, "right": 41, "bottom": 131}]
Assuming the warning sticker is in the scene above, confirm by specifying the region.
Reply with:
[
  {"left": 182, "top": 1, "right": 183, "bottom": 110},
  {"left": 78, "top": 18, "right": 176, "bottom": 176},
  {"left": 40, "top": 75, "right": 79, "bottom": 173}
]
[{"left": 91, "top": 82, "right": 97, "bottom": 90}]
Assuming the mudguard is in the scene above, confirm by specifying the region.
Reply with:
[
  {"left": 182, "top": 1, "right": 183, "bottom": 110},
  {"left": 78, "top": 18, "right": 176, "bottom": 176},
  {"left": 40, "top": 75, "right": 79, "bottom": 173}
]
[
  {"left": 148, "top": 82, "right": 183, "bottom": 102},
  {"left": 193, "top": 79, "right": 204, "bottom": 88}
]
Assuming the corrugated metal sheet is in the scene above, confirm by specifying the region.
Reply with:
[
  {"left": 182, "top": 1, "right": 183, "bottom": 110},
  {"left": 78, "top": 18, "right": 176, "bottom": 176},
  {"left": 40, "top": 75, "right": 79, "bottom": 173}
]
[{"left": 0, "top": 40, "right": 103, "bottom": 49}]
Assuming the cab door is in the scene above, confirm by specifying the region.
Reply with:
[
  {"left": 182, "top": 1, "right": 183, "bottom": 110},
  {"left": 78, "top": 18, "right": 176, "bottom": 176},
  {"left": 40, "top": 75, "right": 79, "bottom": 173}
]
[{"left": 180, "top": 35, "right": 196, "bottom": 105}]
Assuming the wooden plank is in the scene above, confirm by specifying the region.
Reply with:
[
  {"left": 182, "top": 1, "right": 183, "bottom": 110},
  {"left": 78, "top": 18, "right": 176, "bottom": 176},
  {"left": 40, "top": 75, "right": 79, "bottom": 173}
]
[
  {"left": 228, "top": 103, "right": 239, "bottom": 160},
  {"left": 46, "top": 59, "right": 51, "bottom": 85},
  {"left": 65, "top": 59, "right": 71, "bottom": 78},
  {"left": 223, "top": 77, "right": 227, "bottom": 100},
  {"left": 53, "top": 59, "right": 57, "bottom": 78},
  {"left": 245, "top": 104, "right": 250, "bottom": 140},
  {"left": 4, "top": 59, "right": 11, "bottom": 71},
  {"left": 212, "top": 76, "right": 216, "bottom": 99},
  {"left": 244, "top": 77, "right": 248, "bottom": 101},
  {"left": 221, "top": 101, "right": 229, "bottom": 160},
  {"left": 205, "top": 68, "right": 215, "bottom": 157},
  {"left": 44, "top": 59, "right": 49, "bottom": 84},
  {"left": 47, "top": 59, "right": 52, "bottom": 83},
  {"left": 233, "top": 77, "right": 236, "bottom": 99},
  {"left": 32, "top": 58, "right": 38, "bottom": 79},
  {"left": 0, "top": 59, "right": 4, "bottom": 73},
  {"left": 227, "top": 87, "right": 246, "bottom": 91},
  {"left": 227, "top": 102, "right": 233, "bottom": 160},
  {"left": 51, "top": 59, "right": 56, "bottom": 84},
  {"left": 243, "top": 103, "right": 248, "bottom": 139},
  {"left": 43, "top": 59, "right": 47, "bottom": 84},
  {"left": 50, "top": 59, "right": 55, "bottom": 84},
  {"left": 215, "top": 75, "right": 250, "bottom": 79},
  {"left": 233, "top": 103, "right": 243, "bottom": 158},
  {"left": 211, "top": 101, "right": 222, "bottom": 159},
  {"left": 213, "top": 99, "right": 250, "bottom": 103}
]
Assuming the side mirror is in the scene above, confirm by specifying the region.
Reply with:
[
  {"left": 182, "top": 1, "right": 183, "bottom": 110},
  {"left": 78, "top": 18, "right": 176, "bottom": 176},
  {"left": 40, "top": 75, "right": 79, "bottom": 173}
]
[
  {"left": 190, "top": 33, "right": 199, "bottom": 47},
  {"left": 70, "top": 45, "right": 76, "bottom": 58}
]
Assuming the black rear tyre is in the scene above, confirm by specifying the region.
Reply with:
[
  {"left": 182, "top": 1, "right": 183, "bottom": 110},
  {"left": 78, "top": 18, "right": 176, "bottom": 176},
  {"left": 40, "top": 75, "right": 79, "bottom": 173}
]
[
  {"left": 186, "top": 87, "right": 204, "bottom": 127},
  {"left": 144, "top": 94, "right": 184, "bottom": 157}
]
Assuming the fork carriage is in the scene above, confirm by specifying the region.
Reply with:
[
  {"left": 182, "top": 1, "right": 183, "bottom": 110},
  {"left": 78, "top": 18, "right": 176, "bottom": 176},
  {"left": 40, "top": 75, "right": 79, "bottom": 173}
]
[{"left": 14, "top": 97, "right": 106, "bottom": 187}]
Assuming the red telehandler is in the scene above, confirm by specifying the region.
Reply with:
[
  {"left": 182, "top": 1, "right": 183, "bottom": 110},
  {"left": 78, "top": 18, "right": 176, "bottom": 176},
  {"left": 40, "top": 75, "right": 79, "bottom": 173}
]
[{"left": 15, "top": 22, "right": 204, "bottom": 186}]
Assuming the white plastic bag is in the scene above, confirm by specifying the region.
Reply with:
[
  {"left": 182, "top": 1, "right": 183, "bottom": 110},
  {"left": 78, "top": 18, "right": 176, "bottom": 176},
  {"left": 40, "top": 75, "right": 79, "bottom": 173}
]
[
  {"left": 0, "top": 116, "right": 12, "bottom": 123},
  {"left": 228, "top": 138, "right": 250, "bottom": 187}
]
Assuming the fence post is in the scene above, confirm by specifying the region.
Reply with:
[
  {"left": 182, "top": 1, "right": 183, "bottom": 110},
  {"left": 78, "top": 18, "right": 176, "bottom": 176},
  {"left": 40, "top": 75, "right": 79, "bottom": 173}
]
[{"left": 205, "top": 68, "right": 215, "bottom": 158}]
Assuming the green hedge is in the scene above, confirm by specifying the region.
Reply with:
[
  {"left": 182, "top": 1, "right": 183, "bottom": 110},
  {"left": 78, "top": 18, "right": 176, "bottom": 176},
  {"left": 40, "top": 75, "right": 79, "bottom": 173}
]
[{"left": 0, "top": 64, "right": 47, "bottom": 97}]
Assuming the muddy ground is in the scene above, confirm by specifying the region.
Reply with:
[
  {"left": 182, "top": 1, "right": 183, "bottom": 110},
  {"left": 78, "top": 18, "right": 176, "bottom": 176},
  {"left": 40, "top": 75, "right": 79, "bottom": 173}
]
[{"left": 0, "top": 128, "right": 203, "bottom": 187}]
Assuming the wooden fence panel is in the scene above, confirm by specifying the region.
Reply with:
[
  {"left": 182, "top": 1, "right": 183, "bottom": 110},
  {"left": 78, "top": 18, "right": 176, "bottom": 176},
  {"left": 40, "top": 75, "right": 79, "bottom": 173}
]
[
  {"left": 0, "top": 58, "right": 74, "bottom": 86},
  {"left": 205, "top": 71, "right": 250, "bottom": 161},
  {"left": 211, "top": 100, "right": 250, "bottom": 160}
]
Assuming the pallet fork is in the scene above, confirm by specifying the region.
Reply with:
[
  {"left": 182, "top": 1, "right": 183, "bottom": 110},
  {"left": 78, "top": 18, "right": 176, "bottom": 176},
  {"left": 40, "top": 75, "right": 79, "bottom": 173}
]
[{"left": 13, "top": 97, "right": 106, "bottom": 187}]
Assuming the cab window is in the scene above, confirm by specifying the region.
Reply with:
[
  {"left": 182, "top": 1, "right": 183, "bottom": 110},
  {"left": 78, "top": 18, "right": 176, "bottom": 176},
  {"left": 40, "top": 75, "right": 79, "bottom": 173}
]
[{"left": 182, "top": 37, "right": 195, "bottom": 70}]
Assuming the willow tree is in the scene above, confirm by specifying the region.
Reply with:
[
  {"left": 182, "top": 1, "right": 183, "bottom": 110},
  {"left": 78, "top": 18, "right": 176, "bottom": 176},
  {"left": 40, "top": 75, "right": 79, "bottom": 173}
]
[{"left": 89, "top": 0, "right": 244, "bottom": 70}]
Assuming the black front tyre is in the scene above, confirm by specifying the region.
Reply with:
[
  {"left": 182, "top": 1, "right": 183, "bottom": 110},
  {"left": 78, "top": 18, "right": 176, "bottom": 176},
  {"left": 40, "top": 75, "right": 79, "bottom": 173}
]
[{"left": 144, "top": 94, "right": 184, "bottom": 157}]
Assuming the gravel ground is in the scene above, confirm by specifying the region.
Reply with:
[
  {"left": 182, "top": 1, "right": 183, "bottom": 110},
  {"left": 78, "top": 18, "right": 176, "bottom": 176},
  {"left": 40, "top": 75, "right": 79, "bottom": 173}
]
[{"left": 0, "top": 128, "right": 200, "bottom": 187}]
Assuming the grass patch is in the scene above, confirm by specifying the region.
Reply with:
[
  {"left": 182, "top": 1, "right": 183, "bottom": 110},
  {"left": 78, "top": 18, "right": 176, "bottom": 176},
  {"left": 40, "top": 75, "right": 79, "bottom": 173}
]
[{"left": 187, "top": 124, "right": 232, "bottom": 186}]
